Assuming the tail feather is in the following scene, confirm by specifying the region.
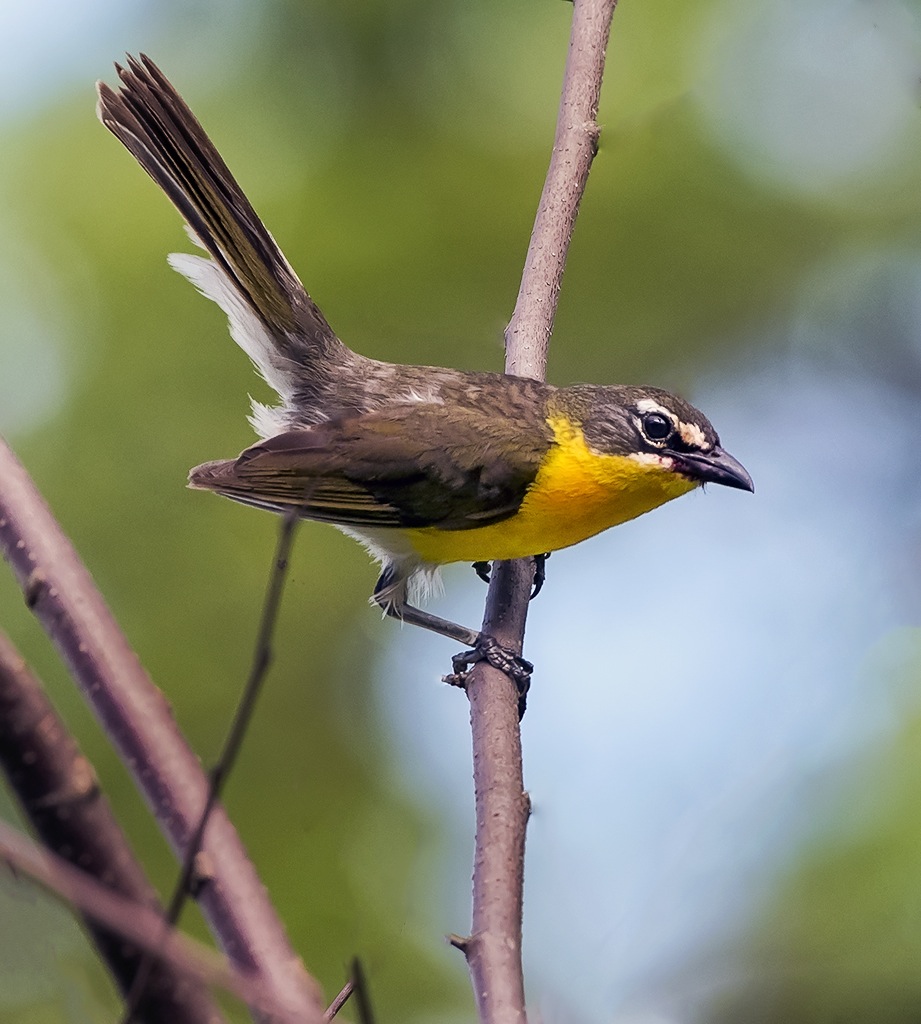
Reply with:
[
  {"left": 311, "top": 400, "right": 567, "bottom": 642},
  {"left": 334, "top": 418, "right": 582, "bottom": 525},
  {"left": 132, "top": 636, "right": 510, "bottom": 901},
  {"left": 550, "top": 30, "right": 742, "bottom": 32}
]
[
  {"left": 168, "top": 252, "right": 294, "bottom": 409},
  {"left": 96, "top": 54, "right": 347, "bottom": 402}
]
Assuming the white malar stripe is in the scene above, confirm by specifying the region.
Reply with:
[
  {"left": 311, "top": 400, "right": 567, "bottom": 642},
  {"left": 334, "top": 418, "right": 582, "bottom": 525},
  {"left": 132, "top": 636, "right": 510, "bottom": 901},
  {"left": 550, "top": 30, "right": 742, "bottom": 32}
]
[{"left": 628, "top": 451, "right": 673, "bottom": 468}]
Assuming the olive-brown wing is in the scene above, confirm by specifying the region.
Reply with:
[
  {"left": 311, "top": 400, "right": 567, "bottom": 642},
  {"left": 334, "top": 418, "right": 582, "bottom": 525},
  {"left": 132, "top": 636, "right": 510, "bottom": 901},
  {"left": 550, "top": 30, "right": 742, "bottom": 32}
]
[{"left": 189, "top": 403, "right": 552, "bottom": 531}]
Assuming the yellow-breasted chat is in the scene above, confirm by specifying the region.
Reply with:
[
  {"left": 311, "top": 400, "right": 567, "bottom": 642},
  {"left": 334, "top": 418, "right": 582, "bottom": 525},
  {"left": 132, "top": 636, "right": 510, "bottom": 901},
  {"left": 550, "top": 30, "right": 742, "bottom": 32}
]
[{"left": 97, "top": 56, "right": 753, "bottom": 693}]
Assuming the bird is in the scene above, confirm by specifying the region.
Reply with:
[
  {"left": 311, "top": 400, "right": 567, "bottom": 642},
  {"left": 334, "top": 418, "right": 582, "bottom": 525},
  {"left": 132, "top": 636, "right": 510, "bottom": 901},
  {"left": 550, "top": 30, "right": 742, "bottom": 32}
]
[{"left": 96, "top": 55, "right": 753, "bottom": 701}]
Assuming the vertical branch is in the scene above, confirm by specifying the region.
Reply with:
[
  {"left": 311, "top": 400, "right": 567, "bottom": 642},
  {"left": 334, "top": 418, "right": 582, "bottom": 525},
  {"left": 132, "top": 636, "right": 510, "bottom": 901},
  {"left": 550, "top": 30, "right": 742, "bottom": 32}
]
[
  {"left": 456, "top": 559, "right": 533, "bottom": 1021},
  {"left": 505, "top": 0, "right": 617, "bottom": 380},
  {"left": 0, "top": 436, "right": 326, "bottom": 1024},
  {"left": 458, "top": 2, "right": 619, "bottom": 1022}
]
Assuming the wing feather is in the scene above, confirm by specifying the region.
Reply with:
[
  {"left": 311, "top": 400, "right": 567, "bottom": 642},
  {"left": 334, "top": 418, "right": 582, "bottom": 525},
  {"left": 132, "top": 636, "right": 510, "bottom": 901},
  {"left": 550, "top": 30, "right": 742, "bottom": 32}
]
[{"left": 189, "top": 403, "right": 551, "bottom": 531}]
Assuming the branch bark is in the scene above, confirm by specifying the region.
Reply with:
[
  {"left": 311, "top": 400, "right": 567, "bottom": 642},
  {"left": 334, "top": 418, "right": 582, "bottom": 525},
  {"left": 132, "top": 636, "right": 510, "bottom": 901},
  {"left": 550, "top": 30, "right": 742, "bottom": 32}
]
[
  {"left": 458, "top": 2, "right": 619, "bottom": 1021},
  {"left": 506, "top": 0, "right": 616, "bottom": 380},
  {"left": 0, "top": 435, "right": 326, "bottom": 1024},
  {"left": 0, "top": 819, "right": 303, "bottom": 1022},
  {"left": 0, "top": 630, "right": 225, "bottom": 1024}
]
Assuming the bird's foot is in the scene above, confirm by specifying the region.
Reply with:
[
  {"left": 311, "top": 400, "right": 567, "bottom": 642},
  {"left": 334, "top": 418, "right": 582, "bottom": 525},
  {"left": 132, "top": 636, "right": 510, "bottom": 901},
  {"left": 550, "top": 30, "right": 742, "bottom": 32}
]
[
  {"left": 443, "top": 634, "right": 533, "bottom": 719},
  {"left": 471, "top": 553, "right": 550, "bottom": 600},
  {"left": 472, "top": 561, "right": 492, "bottom": 584},
  {"left": 530, "top": 552, "right": 550, "bottom": 600}
]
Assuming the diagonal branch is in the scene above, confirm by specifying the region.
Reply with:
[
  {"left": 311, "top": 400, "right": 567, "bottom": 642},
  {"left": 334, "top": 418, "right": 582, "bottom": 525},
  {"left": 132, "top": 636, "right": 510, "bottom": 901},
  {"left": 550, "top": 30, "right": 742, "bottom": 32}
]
[
  {"left": 457, "top": 2, "right": 619, "bottom": 1022},
  {"left": 0, "top": 435, "right": 326, "bottom": 1023},
  {"left": 0, "top": 819, "right": 302, "bottom": 1022},
  {"left": 0, "top": 629, "right": 225, "bottom": 1024}
]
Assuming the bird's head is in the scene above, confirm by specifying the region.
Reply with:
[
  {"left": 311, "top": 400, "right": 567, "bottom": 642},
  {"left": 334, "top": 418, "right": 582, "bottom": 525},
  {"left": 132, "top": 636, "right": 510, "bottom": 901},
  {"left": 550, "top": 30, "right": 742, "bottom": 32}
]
[{"left": 569, "top": 384, "right": 754, "bottom": 493}]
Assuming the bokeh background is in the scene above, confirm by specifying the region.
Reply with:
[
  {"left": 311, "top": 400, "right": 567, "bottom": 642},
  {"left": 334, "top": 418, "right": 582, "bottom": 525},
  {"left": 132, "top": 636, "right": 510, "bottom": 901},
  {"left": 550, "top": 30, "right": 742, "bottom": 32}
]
[{"left": 2, "top": 0, "right": 921, "bottom": 1021}]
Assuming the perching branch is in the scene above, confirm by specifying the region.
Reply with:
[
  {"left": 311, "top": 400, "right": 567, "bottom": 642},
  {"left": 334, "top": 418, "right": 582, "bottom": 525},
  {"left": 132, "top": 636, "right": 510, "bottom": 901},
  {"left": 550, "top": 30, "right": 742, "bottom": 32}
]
[
  {"left": 0, "top": 435, "right": 326, "bottom": 1023},
  {"left": 0, "top": 630, "right": 224, "bottom": 1024},
  {"left": 505, "top": 0, "right": 615, "bottom": 381},
  {"left": 457, "top": 2, "right": 619, "bottom": 1022},
  {"left": 0, "top": 819, "right": 302, "bottom": 1022}
]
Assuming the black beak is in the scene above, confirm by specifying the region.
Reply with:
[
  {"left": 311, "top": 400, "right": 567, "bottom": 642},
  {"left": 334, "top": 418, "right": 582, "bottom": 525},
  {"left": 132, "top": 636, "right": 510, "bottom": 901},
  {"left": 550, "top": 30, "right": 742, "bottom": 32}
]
[{"left": 672, "top": 446, "right": 754, "bottom": 492}]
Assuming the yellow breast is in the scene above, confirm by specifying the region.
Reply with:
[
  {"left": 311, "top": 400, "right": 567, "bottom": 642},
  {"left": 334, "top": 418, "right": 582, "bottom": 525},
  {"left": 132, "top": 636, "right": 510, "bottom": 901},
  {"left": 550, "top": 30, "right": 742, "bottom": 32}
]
[{"left": 406, "top": 413, "right": 696, "bottom": 564}]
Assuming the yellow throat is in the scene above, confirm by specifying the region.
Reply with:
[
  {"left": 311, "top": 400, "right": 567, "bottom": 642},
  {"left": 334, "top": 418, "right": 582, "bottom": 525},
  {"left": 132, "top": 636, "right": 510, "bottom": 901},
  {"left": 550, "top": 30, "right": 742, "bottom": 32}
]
[{"left": 407, "top": 412, "right": 697, "bottom": 565}]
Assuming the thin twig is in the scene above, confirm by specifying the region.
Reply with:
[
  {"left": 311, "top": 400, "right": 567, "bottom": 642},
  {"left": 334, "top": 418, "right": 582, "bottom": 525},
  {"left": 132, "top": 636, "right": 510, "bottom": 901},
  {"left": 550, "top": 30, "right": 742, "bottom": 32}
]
[
  {"left": 171, "top": 508, "right": 300, "bottom": 919},
  {"left": 324, "top": 978, "right": 354, "bottom": 1021},
  {"left": 0, "top": 630, "right": 225, "bottom": 1024},
  {"left": 349, "top": 958, "right": 377, "bottom": 1024},
  {"left": 458, "top": 2, "right": 619, "bottom": 1022},
  {"left": 0, "top": 435, "right": 326, "bottom": 1023},
  {"left": 124, "top": 508, "right": 300, "bottom": 1021},
  {"left": 0, "top": 819, "right": 304, "bottom": 1023},
  {"left": 323, "top": 957, "right": 375, "bottom": 1022}
]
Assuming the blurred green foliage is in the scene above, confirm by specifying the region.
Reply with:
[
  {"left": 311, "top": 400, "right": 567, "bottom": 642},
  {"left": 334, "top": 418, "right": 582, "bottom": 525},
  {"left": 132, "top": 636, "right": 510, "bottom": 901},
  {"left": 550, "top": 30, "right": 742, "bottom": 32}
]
[
  {"left": 1, "top": 0, "right": 921, "bottom": 1021},
  {"left": 707, "top": 631, "right": 921, "bottom": 1024}
]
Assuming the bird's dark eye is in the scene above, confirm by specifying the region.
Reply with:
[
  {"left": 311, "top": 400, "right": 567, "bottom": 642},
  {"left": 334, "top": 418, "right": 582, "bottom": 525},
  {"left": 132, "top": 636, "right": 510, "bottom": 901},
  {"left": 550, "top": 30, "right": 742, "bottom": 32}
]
[{"left": 641, "top": 412, "right": 672, "bottom": 441}]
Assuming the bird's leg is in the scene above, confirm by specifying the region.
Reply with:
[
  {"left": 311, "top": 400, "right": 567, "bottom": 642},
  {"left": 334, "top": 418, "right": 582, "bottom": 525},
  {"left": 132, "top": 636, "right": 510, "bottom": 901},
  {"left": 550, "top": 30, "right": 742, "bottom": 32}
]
[
  {"left": 378, "top": 595, "right": 480, "bottom": 646},
  {"left": 472, "top": 561, "right": 492, "bottom": 584},
  {"left": 373, "top": 569, "right": 532, "bottom": 716},
  {"left": 530, "top": 552, "right": 550, "bottom": 600}
]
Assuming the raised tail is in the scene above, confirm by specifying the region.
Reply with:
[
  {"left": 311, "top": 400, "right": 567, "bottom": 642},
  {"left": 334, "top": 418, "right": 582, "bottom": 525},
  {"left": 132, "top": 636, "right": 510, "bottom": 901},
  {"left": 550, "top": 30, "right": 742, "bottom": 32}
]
[{"left": 96, "top": 54, "right": 351, "bottom": 415}]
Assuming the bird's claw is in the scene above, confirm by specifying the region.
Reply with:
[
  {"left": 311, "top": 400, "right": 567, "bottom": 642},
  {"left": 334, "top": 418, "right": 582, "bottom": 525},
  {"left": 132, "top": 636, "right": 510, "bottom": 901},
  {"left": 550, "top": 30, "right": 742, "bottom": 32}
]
[
  {"left": 443, "top": 634, "right": 533, "bottom": 719},
  {"left": 472, "top": 561, "right": 492, "bottom": 584},
  {"left": 530, "top": 552, "right": 550, "bottom": 600},
  {"left": 472, "top": 554, "right": 549, "bottom": 599}
]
